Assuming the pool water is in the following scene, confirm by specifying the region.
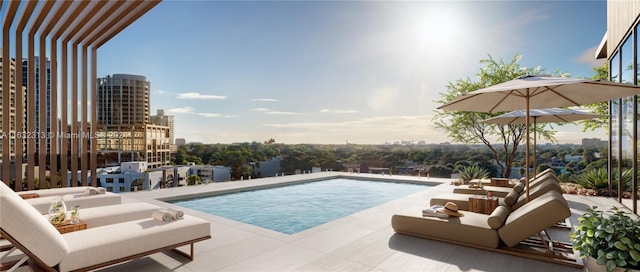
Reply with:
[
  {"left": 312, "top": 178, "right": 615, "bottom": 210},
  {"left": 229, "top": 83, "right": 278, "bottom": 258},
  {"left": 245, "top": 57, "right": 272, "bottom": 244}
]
[{"left": 169, "top": 178, "right": 430, "bottom": 234}]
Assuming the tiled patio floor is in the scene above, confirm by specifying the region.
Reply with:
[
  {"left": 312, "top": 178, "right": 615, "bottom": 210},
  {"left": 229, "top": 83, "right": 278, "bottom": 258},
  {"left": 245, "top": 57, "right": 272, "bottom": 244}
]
[{"left": 8, "top": 172, "right": 634, "bottom": 271}]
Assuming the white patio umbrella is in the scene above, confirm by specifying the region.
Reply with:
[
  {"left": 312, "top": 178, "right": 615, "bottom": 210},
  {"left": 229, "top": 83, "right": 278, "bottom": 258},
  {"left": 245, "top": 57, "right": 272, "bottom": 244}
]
[
  {"left": 481, "top": 108, "right": 605, "bottom": 173},
  {"left": 438, "top": 75, "right": 640, "bottom": 201}
]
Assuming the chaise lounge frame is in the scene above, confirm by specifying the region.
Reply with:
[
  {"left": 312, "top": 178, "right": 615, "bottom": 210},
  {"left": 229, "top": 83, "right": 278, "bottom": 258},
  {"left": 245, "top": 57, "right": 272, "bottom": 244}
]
[
  {"left": 0, "top": 228, "right": 211, "bottom": 272},
  {"left": 1, "top": 181, "right": 212, "bottom": 272},
  {"left": 393, "top": 227, "right": 582, "bottom": 268}
]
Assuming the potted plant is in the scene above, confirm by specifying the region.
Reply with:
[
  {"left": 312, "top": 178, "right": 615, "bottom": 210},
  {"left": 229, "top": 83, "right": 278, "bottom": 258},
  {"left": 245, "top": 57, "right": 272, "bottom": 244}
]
[{"left": 570, "top": 206, "right": 640, "bottom": 272}]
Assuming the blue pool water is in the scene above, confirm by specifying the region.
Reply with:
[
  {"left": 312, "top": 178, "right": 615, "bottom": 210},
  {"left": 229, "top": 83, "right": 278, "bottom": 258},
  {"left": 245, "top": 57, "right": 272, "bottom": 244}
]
[{"left": 169, "top": 178, "right": 430, "bottom": 234}]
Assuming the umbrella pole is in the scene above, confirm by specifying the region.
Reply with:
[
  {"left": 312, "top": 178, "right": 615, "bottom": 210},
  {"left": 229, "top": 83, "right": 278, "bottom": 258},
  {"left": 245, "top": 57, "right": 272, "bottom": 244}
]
[
  {"left": 525, "top": 91, "right": 530, "bottom": 202},
  {"left": 533, "top": 117, "right": 537, "bottom": 176}
]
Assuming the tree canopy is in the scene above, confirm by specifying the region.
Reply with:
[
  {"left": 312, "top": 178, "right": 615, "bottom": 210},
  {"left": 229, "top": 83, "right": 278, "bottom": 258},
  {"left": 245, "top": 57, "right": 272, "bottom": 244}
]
[
  {"left": 581, "top": 63, "right": 609, "bottom": 132},
  {"left": 432, "top": 54, "right": 558, "bottom": 177}
]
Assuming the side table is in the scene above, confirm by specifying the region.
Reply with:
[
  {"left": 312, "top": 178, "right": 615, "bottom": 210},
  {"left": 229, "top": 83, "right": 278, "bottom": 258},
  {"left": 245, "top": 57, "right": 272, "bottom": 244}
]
[
  {"left": 55, "top": 220, "right": 87, "bottom": 234},
  {"left": 468, "top": 195, "right": 498, "bottom": 215},
  {"left": 490, "top": 178, "right": 512, "bottom": 187}
]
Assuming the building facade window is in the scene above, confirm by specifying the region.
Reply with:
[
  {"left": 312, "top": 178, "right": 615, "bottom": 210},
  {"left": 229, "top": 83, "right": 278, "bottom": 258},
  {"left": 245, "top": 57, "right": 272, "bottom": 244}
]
[{"left": 609, "top": 28, "right": 639, "bottom": 215}]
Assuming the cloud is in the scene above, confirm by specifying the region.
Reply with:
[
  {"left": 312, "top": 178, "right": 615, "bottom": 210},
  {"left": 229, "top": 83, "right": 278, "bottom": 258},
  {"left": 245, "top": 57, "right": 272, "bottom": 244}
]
[
  {"left": 265, "top": 111, "right": 300, "bottom": 115},
  {"left": 167, "top": 106, "right": 195, "bottom": 113},
  {"left": 515, "top": 8, "right": 550, "bottom": 26},
  {"left": 251, "top": 98, "right": 279, "bottom": 102},
  {"left": 154, "top": 89, "right": 166, "bottom": 95},
  {"left": 320, "top": 109, "right": 358, "bottom": 114},
  {"left": 251, "top": 108, "right": 270, "bottom": 112},
  {"left": 264, "top": 115, "right": 431, "bottom": 129},
  {"left": 574, "top": 46, "right": 606, "bottom": 68},
  {"left": 177, "top": 92, "right": 227, "bottom": 100},
  {"left": 196, "top": 113, "right": 222, "bottom": 118}
]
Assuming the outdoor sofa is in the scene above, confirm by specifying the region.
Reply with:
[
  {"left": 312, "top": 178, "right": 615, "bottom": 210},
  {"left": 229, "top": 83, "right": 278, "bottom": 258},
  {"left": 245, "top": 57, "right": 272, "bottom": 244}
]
[{"left": 0, "top": 181, "right": 211, "bottom": 272}]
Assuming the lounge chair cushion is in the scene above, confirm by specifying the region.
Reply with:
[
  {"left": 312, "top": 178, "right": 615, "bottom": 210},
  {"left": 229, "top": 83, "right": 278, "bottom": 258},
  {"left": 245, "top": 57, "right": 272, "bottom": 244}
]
[
  {"left": 498, "top": 190, "right": 570, "bottom": 247},
  {"left": 430, "top": 193, "right": 471, "bottom": 211},
  {"left": 392, "top": 210, "right": 500, "bottom": 248},
  {"left": 511, "top": 179, "right": 562, "bottom": 210},
  {"left": 42, "top": 202, "right": 161, "bottom": 228},
  {"left": 487, "top": 206, "right": 510, "bottom": 229},
  {"left": 26, "top": 192, "right": 122, "bottom": 214},
  {"left": 512, "top": 182, "right": 524, "bottom": 194},
  {"left": 58, "top": 215, "right": 211, "bottom": 271},
  {"left": 452, "top": 185, "right": 512, "bottom": 198},
  {"left": 504, "top": 190, "right": 519, "bottom": 206},
  {"left": 17, "top": 186, "right": 95, "bottom": 198},
  {"left": 0, "top": 182, "right": 68, "bottom": 266}
]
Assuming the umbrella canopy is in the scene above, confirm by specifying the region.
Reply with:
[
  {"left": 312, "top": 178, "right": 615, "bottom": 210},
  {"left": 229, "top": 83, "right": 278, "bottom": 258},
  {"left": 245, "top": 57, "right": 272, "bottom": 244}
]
[
  {"left": 480, "top": 108, "right": 604, "bottom": 125},
  {"left": 438, "top": 75, "right": 640, "bottom": 201},
  {"left": 481, "top": 108, "right": 605, "bottom": 172},
  {"left": 438, "top": 75, "right": 640, "bottom": 113}
]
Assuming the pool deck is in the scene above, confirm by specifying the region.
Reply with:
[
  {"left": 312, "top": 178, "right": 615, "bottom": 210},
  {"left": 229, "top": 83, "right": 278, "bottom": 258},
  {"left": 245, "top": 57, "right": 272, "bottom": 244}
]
[{"left": 23, "top": 172, "right": 635, "bottom": 271}]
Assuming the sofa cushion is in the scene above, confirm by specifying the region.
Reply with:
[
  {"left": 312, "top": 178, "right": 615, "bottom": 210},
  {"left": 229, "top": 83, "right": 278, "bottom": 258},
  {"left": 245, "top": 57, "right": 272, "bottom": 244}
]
[
  {"left": 504, "top": 190, "right": 519, "bottom": 206},
  {"left": 0, "top": 182, "right": 68, "bottom": 266},
  {"left": 487, "top": 206, "right": 510, "bottom": 229}
]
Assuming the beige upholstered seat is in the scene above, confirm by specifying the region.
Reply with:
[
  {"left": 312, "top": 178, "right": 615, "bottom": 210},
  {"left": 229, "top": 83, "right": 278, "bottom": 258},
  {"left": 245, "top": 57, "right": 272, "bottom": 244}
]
[
  {"left": 453, "top": 170, "right": 557, "bottom": 197},
  {"left": 25, "top": 192, "right": 122, "bottom": 214},
  {"left": 0, "top": 181, "right": 211, "bottom": 272},
  {"left": 392, "top": 190, "right": 570, "bottom": 249},
  {"left": 431, "top": 176, "right": 562, "bottom": 212},
  {"left": 17, "top": 186, "right": 96, "bottom": 198}
]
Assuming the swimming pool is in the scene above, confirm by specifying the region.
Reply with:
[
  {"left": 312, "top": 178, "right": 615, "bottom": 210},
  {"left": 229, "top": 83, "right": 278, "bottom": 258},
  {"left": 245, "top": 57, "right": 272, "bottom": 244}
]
[{"left": 169, "top": 178, "right": 431, "bottom": 234}]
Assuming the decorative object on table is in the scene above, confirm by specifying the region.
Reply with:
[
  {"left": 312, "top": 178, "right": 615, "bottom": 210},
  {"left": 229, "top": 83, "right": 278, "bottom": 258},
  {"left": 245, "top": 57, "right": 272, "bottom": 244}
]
[
  {"left": 70, "top": 206, "right": 80, "bottom": 224},
  {"left": 570, "top": 206, "right": 640, "bottom": 272},
  {"left": 48, "top": 197, "right": 67, "bottom": 225}
]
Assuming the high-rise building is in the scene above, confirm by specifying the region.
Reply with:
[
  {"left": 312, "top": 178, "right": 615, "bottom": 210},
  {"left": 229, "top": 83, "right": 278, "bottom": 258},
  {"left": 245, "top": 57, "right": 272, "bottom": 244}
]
[
  {"left": 96, "top": 74, "right": 172, "bottom": 169},
  {"left": 0, "top": 52, "right": 17, "bottom": 161},
  {"left": 150, "top": 109, "right": 175, "bottom": 152},
  {"left": 97, "top": 74, "right": 150, "bottom": 126},
  {"left": 96, "top": 74, "right": 150, "bottom": 166},
  {"left": 22, "top": 57, "right": 51, "bottom": 152}
]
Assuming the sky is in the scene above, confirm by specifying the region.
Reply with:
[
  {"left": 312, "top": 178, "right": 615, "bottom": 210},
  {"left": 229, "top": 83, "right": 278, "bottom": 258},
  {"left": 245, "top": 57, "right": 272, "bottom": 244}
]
[{"left": 96, "top": 0, "right": 609, "bottom": 145}]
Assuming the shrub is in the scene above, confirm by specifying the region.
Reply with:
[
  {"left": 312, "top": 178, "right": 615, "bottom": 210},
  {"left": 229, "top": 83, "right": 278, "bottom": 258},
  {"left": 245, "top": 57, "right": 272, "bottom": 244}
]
[
  {"left": 456, "top": 165, "right": 489, "bottom": 184},
  {"left": 571, "top": 206, "right": 640, "bottom": 272},
  {"left": 576, "top": 168, "right": 609, "bottom": 189}
]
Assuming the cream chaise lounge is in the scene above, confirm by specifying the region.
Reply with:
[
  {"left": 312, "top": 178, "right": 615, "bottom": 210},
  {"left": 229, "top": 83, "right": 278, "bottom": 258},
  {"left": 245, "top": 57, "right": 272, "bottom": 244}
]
[
  {"left": 0, "top": 182, "right": 211, "bottom": 272},
  {"left": 430, "top": 178, "right": 562, "bottom": 211},
  {"left": 392, "top": 190, "right": 579, "bottom": 267},
  {"left": 17, "top": 186, "right": 97, "bottom": 198},
  {"left": 23, "top": 190, "right": 122, "bottom": 214}
]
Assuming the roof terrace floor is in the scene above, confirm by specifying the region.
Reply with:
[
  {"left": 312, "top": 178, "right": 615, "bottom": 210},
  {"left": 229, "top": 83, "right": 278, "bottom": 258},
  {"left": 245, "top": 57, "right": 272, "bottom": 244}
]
[{"left": 31, "top": 173, "right": 635, "bottom": 271}]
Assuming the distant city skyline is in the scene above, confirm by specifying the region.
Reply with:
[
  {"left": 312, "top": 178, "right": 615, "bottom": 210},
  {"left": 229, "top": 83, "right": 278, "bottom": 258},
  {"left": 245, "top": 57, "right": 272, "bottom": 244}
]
[{"left": 96, "top": 1, "right": 608, "bottom": 145}]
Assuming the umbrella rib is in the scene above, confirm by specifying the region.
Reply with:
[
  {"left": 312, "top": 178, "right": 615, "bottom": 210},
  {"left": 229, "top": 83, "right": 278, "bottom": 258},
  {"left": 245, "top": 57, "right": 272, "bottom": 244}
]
[
  {"left": 544, "top": 86, "right": 581, "bottom": 107},
  {"left": 488, "top": 91, "right": 513, "bottom": 112}
]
